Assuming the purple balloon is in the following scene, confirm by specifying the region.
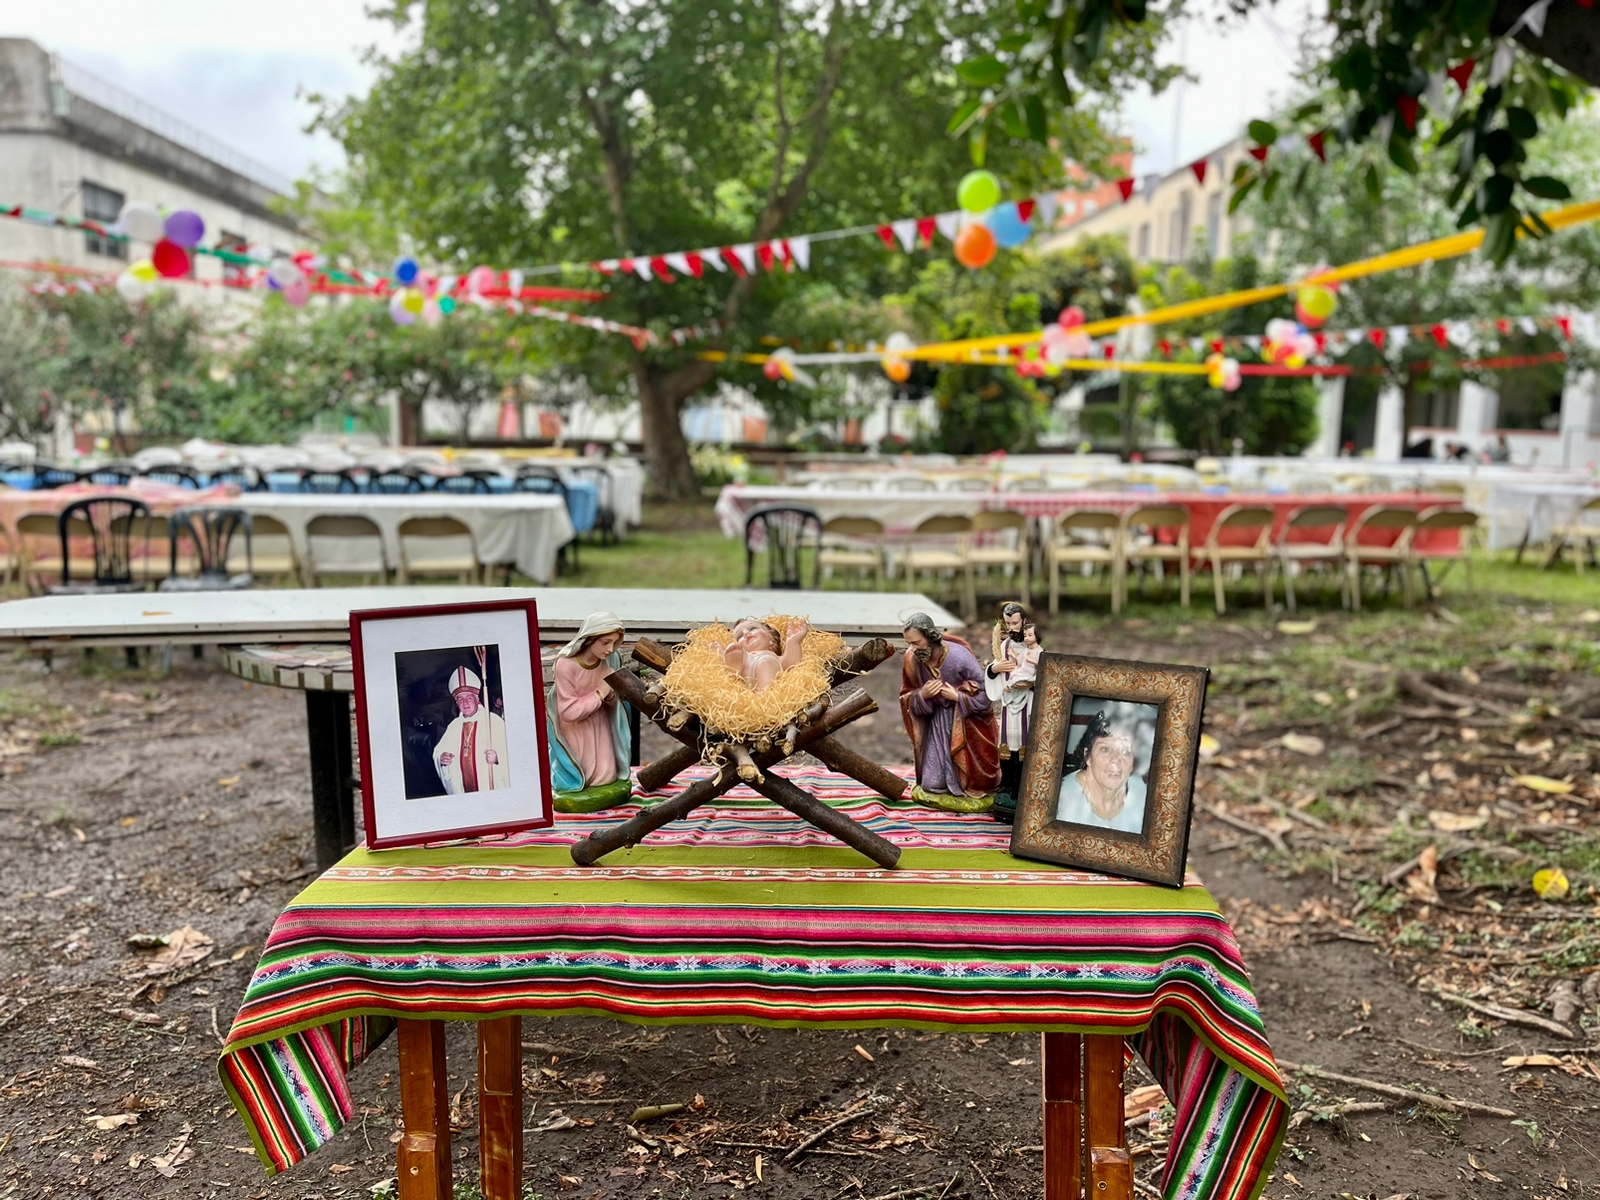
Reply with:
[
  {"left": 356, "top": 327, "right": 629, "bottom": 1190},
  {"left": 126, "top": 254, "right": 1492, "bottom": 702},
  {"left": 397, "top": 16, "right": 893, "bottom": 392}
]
[{"left": 164, "top": 209, "right": 205, "bottom": 249}]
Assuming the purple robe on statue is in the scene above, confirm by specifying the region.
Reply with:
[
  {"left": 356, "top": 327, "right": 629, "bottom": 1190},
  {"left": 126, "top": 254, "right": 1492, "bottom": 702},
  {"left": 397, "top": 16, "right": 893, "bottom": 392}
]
[{"left": 900, "top": 639, "right": 995, "bottom": 796}]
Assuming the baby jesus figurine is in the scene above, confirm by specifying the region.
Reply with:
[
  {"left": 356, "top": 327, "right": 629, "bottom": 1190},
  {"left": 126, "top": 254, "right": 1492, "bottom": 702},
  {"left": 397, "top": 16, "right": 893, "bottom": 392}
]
[{"left": 724, "top": 617, "right": 809, "bottom": 691}]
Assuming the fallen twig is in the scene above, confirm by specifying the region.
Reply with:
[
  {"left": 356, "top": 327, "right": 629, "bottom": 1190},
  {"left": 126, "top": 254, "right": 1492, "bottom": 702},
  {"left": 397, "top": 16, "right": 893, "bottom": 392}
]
[
  {"left": 1276, "top": 1060, "right": 1517, "bottom": 1118},
  {"left": 1425, "top": 987, "right": 1576, "bottom": 1040},
  {"left": 1199, "top": 804, "right": 1287, "bottom": 854},
  {"left": 783, "top": 1096, "right": 882, "bottom": 1166},
  {"left": 1287, "top": 1100, "right": 1390, "bottom": 1129},
  {"left": 967, "top": 1156, "right": 999, "bottom": 1200},
  {"left": 864, "top": 1177, "right": 959, "bottom": 1200}
]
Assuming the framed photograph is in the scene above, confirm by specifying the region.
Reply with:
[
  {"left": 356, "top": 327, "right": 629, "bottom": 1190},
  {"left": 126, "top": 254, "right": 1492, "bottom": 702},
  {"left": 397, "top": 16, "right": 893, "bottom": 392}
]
[
  {"left": 1009, "top": 653, "right": 1207, "bottom": 888},
  {"left": 351, "top": 599, "right": 554, "bottom": 850}
]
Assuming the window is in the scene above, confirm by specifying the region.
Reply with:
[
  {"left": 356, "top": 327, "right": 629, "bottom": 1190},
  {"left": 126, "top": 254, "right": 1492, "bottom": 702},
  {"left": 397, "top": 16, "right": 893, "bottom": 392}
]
[
  {"left": 1206, "top": 193, "right": 1223, "bottom": 258},
  {"left": 82, "top": 181, "right": 126, "bottom": 259},
  {"left": 1169, "top": 191, "right": 1193, "bottom": 262},
  {"left": 1137, "top": 222, "right": 1151, "bottom": 261}
]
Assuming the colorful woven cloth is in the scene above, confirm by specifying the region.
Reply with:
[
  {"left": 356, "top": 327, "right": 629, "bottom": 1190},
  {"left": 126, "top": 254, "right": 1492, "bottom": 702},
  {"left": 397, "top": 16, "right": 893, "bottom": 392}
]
[{"left": 220, "top": 766, "right": 1286, "bottom": 1200}]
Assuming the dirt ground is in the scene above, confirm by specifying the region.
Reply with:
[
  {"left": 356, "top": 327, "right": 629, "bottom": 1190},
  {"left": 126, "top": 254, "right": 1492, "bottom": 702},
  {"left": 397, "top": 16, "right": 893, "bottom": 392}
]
[{"left": 0, "top": 600, "right": 1596, "bottom": 1200}]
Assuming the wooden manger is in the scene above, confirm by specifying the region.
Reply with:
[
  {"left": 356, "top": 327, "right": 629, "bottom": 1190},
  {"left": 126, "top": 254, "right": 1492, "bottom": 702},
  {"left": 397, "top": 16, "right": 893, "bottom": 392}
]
[{"left": 570, "top": 636, "right": 908, "bottom": 869}]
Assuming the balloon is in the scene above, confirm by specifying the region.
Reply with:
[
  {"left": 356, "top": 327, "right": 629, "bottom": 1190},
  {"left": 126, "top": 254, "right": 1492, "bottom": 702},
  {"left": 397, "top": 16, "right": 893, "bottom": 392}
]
[
  {"left": 163, "top": 208, "right": 205, "bottom": 249},
  {"left": 393, "top": 255, "right": 420, "bottom": 285},
  {"left": 957, "top": 170, "right": 1001, "bottom": 214},
  {"left": 883, "top": 357, "right": 911, "bottom": 383},
  {"left": 762, "top": 359, "right": 783, "bottom": 381},
  {"left": 1295, "top": 283, "right": 1338, "bottom": 328},
  {"left": 421, "top": 298, "right": 443, "bottom": 326},
  {"left": 151, "top": 239, "right": 190, "bottom": 279},
  {"left": 267, "top": 257, "right": 302, "bottom": 288},
  {"left": 1206, "top": 354, "right": 1242, "bottom": 391},
  {"left": 438, "top": 295, "right": 456, "bottom": 315},
  {"left": 115, "top": 272, "right": 151, "bottom": 302},
  {"left": 400, "top": 288, "right": 425, "bottom": 315},
  {"left": 884, "top": 331, "right": 916, "bottom": 355},
  {"left": 954, "top": 223, "right": 997, "bottom": 269},
  {"left": 128, "top": 259, "right": 158, "bottom": 283},
  {"left": 389, "top": 292, "right": 416, "bottom": 326},
  {"left": 283, "top": 276, "right": 310, "bottom": 307},
  {"left": 467, "top": 265, "right": 497, "bottom": 296},
  {"left": 1058, "top": 305, "right": 1086, "bottom": 329},
  {"left": 986, "top": 201, "right": 1032, "bottom": 249},
  {"left": 118, "top": 202, "right": 164, "bottom": 243},
  {"left": 1040, "top": 325, "right": 1070, "bottom": 366}
]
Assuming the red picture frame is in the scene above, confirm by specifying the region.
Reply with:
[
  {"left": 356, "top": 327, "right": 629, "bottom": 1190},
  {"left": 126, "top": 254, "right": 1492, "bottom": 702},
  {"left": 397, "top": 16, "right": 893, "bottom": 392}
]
[{"left": 351, "top": 598, "right": 555, "bottom": 850}]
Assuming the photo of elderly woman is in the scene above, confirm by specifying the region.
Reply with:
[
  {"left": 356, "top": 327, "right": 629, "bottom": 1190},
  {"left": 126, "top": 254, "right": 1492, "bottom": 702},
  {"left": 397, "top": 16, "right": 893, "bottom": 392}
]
[{"left": 1054, "top": 698, "right": 1159, "bottom": 835}]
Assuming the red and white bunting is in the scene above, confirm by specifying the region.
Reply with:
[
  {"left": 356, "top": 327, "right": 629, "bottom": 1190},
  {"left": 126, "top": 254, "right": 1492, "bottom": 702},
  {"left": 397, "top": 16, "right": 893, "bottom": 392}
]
[
  {"left": 789, "top": 236, "right": 811, "bottom": 270},
  {"left": 890, "top": 219, "right": 918, "bottom": 252},
  {"left": 933, "top": 211, "right": 961, "bottom": 242}
]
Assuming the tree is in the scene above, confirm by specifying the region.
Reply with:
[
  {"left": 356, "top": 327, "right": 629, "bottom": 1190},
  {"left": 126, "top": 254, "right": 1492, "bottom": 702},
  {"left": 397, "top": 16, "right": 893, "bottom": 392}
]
[
  {"left": 954, "top": 2, "right": 1598, "bottom": 261},
  {"left": 0, "top": 283, "right": 54, "bottom": 447},
  {"left": 314, "top": 0, "right": 1175, "bottom": 496}
]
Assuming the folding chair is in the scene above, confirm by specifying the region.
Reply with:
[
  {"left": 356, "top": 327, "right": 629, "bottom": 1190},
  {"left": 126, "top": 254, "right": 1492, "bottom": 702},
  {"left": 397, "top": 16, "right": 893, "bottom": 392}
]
[
  {"left": 1544, "top": 495, "right": 1600, "bottom": 573},
  {"left": 230, "top": 513, "right": 298, "bottom": 583},
  {"left": 399, "top": 516, "right": 481, "bottom": 584},
  {"left": 1200, "top": 504, "right": 1276, "bottom": 615},
  {"left": 819, "top": 516, "right": 886, "bottom": 591},
  {"left": 1275, "top": 505, "right": 1349, "bottom": 612},
  {"left": 1046, "top": 510, "right": 1121, "bottom": 614},
  {"left": 306, "top": 514, "right": 388, "bottom": 586},
  {"left": 902, "top": 514, "right": 976, "bottom": 621},
  {"left": 1410, "top": 506, "right": 1479, "bottom": 600},
  {"left": 967, "top": 510, "right": 1031, "bottom": 601},
  {"left": 16, "top": 513, "right": 63, "bottom": 593},
  {"left": 1346, "top": 506, "right": 1418, "bottom": 610},
  {"left": 1118, "top": 505, "right": 1191, "bottom": 611},
  {"left": 0, "top": 524, "right": 16, "bottom": 591}
]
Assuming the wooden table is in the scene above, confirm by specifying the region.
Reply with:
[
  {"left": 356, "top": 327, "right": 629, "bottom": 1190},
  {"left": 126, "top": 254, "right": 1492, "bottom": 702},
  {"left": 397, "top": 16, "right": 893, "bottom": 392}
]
[{"left": 394, "top": 1018, "right": 1125, "bottom": 1199}]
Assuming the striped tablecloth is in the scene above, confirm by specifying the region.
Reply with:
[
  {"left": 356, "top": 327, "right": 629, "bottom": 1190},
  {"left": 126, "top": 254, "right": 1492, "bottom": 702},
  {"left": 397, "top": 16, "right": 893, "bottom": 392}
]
[{"left": 219, "top": 766, "right": 1287, "bottom": 1200}]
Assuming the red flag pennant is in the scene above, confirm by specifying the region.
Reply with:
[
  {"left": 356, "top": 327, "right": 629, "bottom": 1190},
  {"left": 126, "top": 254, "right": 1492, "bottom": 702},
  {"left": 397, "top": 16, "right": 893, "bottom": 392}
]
[
  {"left": 1313, "top": 332, "right": 1327, "bottom": 354},
  {"left": 1369, "top": 327, "right": 1386, "bottom": 350},
  {"left": 1396, "top": 95, "right": 1419, "bottom": 133},
  {"left": 1248, "top": 145, "right": 1269, "bottom": 163},
  {"left": 1430, "top": 323, "right": 1448, "bottom": 347},
  {"left": 1115, "top": 177, "right": 1136, "bottom": 202},
  {"left": 617, "top": 258, "right": 635, "bottom": 276},
  {"left": 1496, "top": 318, "right": 1511, "bottom": 334},
  {"left": 1447, "top": 59, "right": 1475, "bottom": 92},
  {"left": 877, "top": 225, "right": 897, "bottom": 250},
  {"left": 1308, "top": 131, "right": 1326, "bottom": 162},
  {"left": 720, "top": 247, "right": 748, "bottom": 277},
  {"left": 916, "top": 216, "right": 936, "bottom": 248},
  {"left": 1157, "top": 340, "right": 1171, "bottom": 358},
  {"left": 1103, "top": 343, "right": 1115, "bottom": 360},
  {"left": 1557, "top": 315, "right": 1572, "bottom": 338},
  {"left": 1016, "top": 199, "right": 1036, "bottom": 223},
  {"left": 685, "top": 251, "right": 704, "bottom": 279},
  {"left": 1210, "top": 338, "right": 1225, "bottom": 354},
  {"left": 1190, "top": 159, "right": 1208, "bottom": 185},
  {"left": 778, "top": 239, "right": 794, "bottom": 271},
  {"left": 756, "top": 242, "right": 776, "bottom": 272},
  {"left": 650, "top": 256, "right": 674, "bottom": 283}
]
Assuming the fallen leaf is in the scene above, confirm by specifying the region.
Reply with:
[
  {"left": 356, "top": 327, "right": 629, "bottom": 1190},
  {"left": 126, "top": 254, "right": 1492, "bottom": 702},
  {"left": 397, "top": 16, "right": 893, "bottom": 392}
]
[
  {"left": 1311, "top": 691, "right": 1335, "bottom": 706},
  {"left": 1428, "top": 809, "right": 1486, "bottom": 833},
  {"left": 854, "top": 1044, "right": 875, "bottom": 1062},
  {"left": 1515, "top": 737, "right": 1555, "bottom": 756},
  {"left": 1516, "top": 774, "right": 1575, "bottom": 795},
  {"left": 1281, "top": 732, "right": 1325, "bottom": 757},
  {"left": 148, "top": 1123, "right": 195, "bottom": 1176},
  {"left": 1405, "top": 844, "right": 1441, "bottom": 905},
  {"left": 1533, "top": 867, "right": 1570, "bottom": 901},
  {"left": 629, "top": 1103, "right": 685, "bottom": 1124},
  {"left": 60, "top": 1055, "right": 97, "bottom": 1069},
  {"left": 1460, "top": 665, "right": 1481, "bottom": 685},
  {"left": 1428, "top": 761, "right": 1458, "bottom": 784},
  {"left": 126, "top": 933, "right": 167, "bottom": 950},
  {"left": 328, "top": 1163, "right": 356, "bottom": 1174},
  {"left": 1502, "top": 1055, "right": 1563, "bottom": 1068},
  {"left": 125, "top": 926, "right": 214, "bottom": 979},
  {"left": 1198, "top": 734, "right": 1221, "bottom": 759},
  {"left": 88, "top": 1113, "right": 139, "bottom": 1130},
  {"left": 531, "top": 1110, "right": 578, "bottom": 1132},
  {"left": 1276, "top": 619, "right": 1317, "bottom": 635},
  {"left": 103, "top": 1007, "right": 164, "bottom": 1026},
  {"left": 1467, "top": 1153, "right": 1501, "bottom": 1182},
  {"left": 216, "top": 776, "right": 240, "bottom": 788},
  {"left": 755, "top": 1154, "right": 763, "bottom": 1182}
]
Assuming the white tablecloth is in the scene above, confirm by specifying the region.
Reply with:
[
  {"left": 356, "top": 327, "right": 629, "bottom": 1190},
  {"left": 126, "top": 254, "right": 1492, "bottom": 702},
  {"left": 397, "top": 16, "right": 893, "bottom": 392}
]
[
  {"left": 1482, "top": 483, "right": 1600, "bottom": 551},
  {"left": 237, "top": 494, "right": 575, "bottom": 583}
]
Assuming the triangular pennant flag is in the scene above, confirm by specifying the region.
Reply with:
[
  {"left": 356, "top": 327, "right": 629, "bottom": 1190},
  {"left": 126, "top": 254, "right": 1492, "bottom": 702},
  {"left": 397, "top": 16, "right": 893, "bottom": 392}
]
[
  {"left": 595, "top": 259, "right": 620, "bottom": 274},
  {"left": 633, "top": 258, "right": 654, "bottom": 281},
  {"left": 1389, "top": 327, "right": 1410, "bottom": 352},
  {"left": 1210, "top": 339, "right": 1225, "bottom": 354},
  {"left": 788, "top": 235, "right": 811, "bottom": 270},
  {"left": 664, "top": 252, "right": 692, "bottom": 277},
  {"left": 1140, "top": 174, "right": 1160, "bottom": 201},
  {"left": 1430, "top": 323, "right": 1448, "bottom": 348},
  {"left": 778, "top": 240, "right": 794, "bottom": 271},
  {"left": 684, "top": 251, "right": 704, "bottom": 278},
  {"left": 756, "top": 242, "right": 776, "bottom": 272},
  {"left": 916, "top": 217, "right": 936, "bottom": 248},
  {"left": 1190, "top": 159, "right": 1208, "bottom": 185},
  {"left": 1103, "top": 343, "right": 1115, "bottom": 360},
  {"left": 1033, "top": 193, "right": 1058, "bottom": 228},
  {"left": 1157, "top": 340, "right": 1171, "bottom": 358},
  {"left": 700, "top": 248, "right": 728, "bottom": 273},
  {"left": 1396, "top": 95, "right": 1419, "bottom": 133},
  {"left": 891, "top": 218, "right": 918, "bottom": 253},
  {"left": 1313, "top": 332, "right": 1327, "bottom": 354},
  {"left": 1308, "top": 131, "right": 1326, "bottom": 162},
  {"left": 1447, "top": 59, "right": 1475, "bottom": 93},
  {"left": 730, "top": 244, "right": 758, "bottom": 274},
  {"left": 719, "top": 247, "right": 746, "bottom": 276},
  {"left": 617, "top": 258, "right": 636, "bottom": 276},
  {"left": 649, "top": 256, "right": 673, "bottom": 282},
  {"left": 1016, "top": 199, "right": 1036, "bottom": 223},
  {"left": 877, "top": 225, "right": 897, "bottom": 250},
  {"left": 508, "top": 269, "right": 524, "bottom": 297},
  {"left": 1116, "top": 177, "right": 1136, "bottom": 202},
  {"left": 1369, "top": 327, "right": 1386, "bottom": 350},
  {"left": 1248, "top": 145, "right": 1269, "bottom": 163},
  {"left": 934, "top": 211, "right": 962, "bottom": 242},
  {"left": 1191, "top": 337, "right": 1206, "bottom": 353}
]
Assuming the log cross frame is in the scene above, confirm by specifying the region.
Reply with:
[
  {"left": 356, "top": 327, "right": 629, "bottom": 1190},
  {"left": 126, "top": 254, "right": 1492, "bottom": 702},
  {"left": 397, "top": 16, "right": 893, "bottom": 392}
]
[{"left": 568, "top": 637, "right": 906, "bottom": 868}]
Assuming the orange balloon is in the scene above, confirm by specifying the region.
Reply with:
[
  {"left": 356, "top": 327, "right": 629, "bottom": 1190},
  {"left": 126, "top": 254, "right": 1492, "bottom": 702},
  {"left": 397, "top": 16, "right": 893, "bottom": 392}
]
[
  {"left": 954, "top": 224, "right": 997, "bottom": 269},
  {"left": 883, "top": 357, "right": 911, "bottom": 383}
]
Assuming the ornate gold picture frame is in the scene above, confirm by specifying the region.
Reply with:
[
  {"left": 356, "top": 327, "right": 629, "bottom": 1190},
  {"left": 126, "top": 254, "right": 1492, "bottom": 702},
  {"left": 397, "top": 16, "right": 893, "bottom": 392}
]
[{"left": 1009, "top": 653, "right": 1208, "bottom": 888}]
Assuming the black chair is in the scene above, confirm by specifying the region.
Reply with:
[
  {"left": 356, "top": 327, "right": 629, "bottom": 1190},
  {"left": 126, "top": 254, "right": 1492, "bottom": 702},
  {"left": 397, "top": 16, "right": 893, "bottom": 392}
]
[
  {"left": 569, "top": 464, "right": 616, "bottom": 545},
  {"left": 31, "top": 464, "right": 79, "bottom": 490},
  {"left": 512, "top": 471, "right": 579, "bottom": 573},
  {"left": 162, "top": 507, "right": 253, "bottom": 592},
  {"left": 207, "top": 468, "right": 261, "bottom": 491},
  {"left": 744, "top": 505, "right": 822, "bottom": 589},
  {"left": 81, "top": 464, "right": 135, "bottom": 487},
  {"left": 51, "top": 497, "right": 150, "bottom": 594},
  {"left": 369, "top": 470, "right": 424, "bottom": 494},
  {"left": 138, "top": 464, "right": 201, "bottom": 489},
  {"left": 435, "top": 472, "right": 493, "bottom": 495},
  {"left": 300, "top": 469, "right": 359, "bottom": 494}
]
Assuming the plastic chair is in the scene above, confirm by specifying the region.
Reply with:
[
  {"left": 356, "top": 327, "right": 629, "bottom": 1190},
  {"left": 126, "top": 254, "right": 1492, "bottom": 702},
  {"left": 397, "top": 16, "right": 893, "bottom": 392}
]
[
  {"left": 1346, "top": 506, "right": 1418, "bottom": 610},
  {"left": 569, "top": 464, "right": 616, "bottom": 544},
  {"left": 1543, "top": 495, "right": 1600, "bottom": 573},
  {"left": 819, "top": 515, "right": 885, "bottom": 590},
  {"left": 1200, "top": 504, "right": 1276, "bottom": 615},
  {"left": 162, "top": 508, "right": 252, "bottom": 591},
  {"left": 744, "top": 505, "right": 822, "bottom": 589},
  {"left": 31, "top": 464, "right": 79, "bottom": 490},
  {"left": 399, "top": 516, "right": 481, "bottom": 584},
  {"left": 80, "top": 465, "right": 134, "bottom": 487},
  {"left": 208, "top": 468, "right": 260, "bottom": 491},
  {"left": 902, "top": 514, "right": 975, "bottom": 620},
  {"left": 306, "top": 514, "right": 388, "bottom": 586},
  {"left": 1117, "top": 505, "right": 1191, "bottom": 611},
  {"left": 1410, "top": 506, "right": 1479, "bottom": 599},
  {"left": 435, "top": 472, "right": 493, "bottom": 495},
  {"left": 138, "top": 465, "right": 201, "bottom": 489},
  {"left": 369, "top": 471, "right": 424, "bottom": 494},
  {"left": 512, "top": 471, "right": 578, "bottom": 573},
  {"left": 1275, "top": 504, "right": 1349, "bottom": 612},
  {"left": 229, "top": 513, "right": 297, "bottom": 583},
  {"left": 300, "top": 470, "right": 359, "bottom": 494},
  {"left": 967, "top": 509, "right": 1031, "bottom": 602},
  {"left": 1047, "top": 509, "right": 1122, "bottom": 614},
  {"left": 51, "top": 497, "right": 150, "bottom": 593},
  {"left": 16, "top": 513, "right": 63, "bottom": 593}
]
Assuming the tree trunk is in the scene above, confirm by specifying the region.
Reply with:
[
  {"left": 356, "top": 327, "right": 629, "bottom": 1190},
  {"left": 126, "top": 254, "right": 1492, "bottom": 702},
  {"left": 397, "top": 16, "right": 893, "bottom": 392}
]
[{"left": 634, "top": 357, "right": 715, "bottom": 501}]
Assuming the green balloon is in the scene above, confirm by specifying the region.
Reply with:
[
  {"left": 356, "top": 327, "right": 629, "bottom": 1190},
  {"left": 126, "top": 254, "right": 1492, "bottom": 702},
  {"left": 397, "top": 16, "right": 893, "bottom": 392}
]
[{"left": 957, "top": 170, "right": 1001, "bottom": 213}]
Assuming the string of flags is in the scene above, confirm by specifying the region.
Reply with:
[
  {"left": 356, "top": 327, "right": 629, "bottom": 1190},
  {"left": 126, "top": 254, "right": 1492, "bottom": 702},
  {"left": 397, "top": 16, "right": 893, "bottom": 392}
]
[{"left": 1148, "top": 314, "right": 1577, "bottom": 362}]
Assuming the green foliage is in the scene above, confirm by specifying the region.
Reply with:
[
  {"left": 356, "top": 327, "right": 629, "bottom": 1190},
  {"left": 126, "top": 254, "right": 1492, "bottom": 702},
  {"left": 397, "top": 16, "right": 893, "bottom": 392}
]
[
  {"left": 931, "top": 363, "right": 1048, "bottom": 454},
  {"left": 0, "top": 282, "right": 54, "bottom": 445}
]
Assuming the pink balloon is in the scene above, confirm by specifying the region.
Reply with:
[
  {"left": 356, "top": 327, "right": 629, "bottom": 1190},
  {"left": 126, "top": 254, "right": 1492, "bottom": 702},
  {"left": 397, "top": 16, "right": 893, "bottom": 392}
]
[
  {"left": 284, "top": 277, "right": 310, "bottom": 307},
  {"left": 467, "top": 266, "right": 498, "bottom": 296},
  {"left": 389, "top": 292, "right": 416, "bottom": 326}
]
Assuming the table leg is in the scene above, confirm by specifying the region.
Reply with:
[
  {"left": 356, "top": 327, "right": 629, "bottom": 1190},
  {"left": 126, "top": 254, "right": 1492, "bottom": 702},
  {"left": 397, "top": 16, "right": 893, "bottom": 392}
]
[
  {"left": 477, "top": 1016, "right": 524, "bottom": 1200},
  {"left": 306, "top": 690, "right": 355, "bottom": 871},
  {"left": 1042, "top": 1032, "right": 1083, "bottom": 1200},
  {"left": 397, "top": 1019, "right": 452, "bottom": 1200},
  {"left": 1086, "top": 1034, "right": 1132, "bottom": 1200}
]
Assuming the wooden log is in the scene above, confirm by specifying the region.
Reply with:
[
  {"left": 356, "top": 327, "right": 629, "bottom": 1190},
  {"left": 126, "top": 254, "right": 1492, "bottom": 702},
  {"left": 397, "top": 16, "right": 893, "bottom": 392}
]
[
  {"left": 632, "top": 638, "right": 674, "bottom": 672},
  {"left": 477, "top": 1016, "right": 523, "bottom": 1200},
  {"left": 749, "top": 771, "right": 902, "bottom": 869},
  {"left": 1086, "top": 1035, "right": 1131, "bottom": 1200},
  {"left": 396, "top": 1019, "right": 452, "bottom": 1200},
  {"left": 830, "top": 637, "right": 895, "bottom": 686},
  {"left": 780, "top": 722, "right": 800, "bottom": 757},
  {"left": 808, "top": 736, "right": 909, "bottom": 801},
  {"left": 569, "top": 771, "right": 738, "bottom": 866},
  {"left": 729, "top": 743, "right": 763, "bottom": 783},
  {"left": 636, "top": 745, "right": 700, "bottom": 796},
  {"left": 1042, "top": 1032, "right": 1082, "bottom": 1200}
]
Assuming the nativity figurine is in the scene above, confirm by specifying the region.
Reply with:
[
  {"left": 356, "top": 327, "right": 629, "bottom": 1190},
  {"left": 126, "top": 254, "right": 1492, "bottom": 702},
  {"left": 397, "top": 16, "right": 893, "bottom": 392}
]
[
  {"left": 985, "top": 601, "right": 1043, "bottom": 812},
  {"left": 547, "top": 612, "right": 634, "bottom": 812},
  {"left": 723, "top": 617, "right": 809, "bottom": 691},
  {"left": 899, "top": 612, "right": 1000, "bottom": 811}
]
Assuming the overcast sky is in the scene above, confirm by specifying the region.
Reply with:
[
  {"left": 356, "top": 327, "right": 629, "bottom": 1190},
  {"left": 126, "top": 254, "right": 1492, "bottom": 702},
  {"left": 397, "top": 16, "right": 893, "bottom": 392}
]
[{"left": 10, "top": 0, "right": 1310, "bottom": 192}]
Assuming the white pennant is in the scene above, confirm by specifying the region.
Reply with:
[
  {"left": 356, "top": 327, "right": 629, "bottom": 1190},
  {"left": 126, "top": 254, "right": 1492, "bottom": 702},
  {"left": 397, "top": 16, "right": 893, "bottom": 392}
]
[
  {"left": 934, "top": 211, "right": 962, "bottom": 242},
  {"left": 1032, "top": 193, "right": 1058, "bottom": 229},
  {"left": 1426, "top": 71, "right": 1447, "bottom": 117},
  {"left": 663, "top": 252, "right": 692, "bottom": 277},
  {"left": 699, "top": 248, "right": 728, "bottom": 273},
  {"left": 1520, "top": 316, "right": 1538, "bottom": 336},
  {"left": 891, "top": 219, "right": 918, "bottom": 252},
  {"left": 788, "top": 235, "right": 811, "bottom": 270},
  {"left": 1389, "top": 327, "right": 1409, "bottom": 353},
  {"left": 730, "top": 243, "right": 757, "bottom": 274},
  {"left": 632, "top": 259, "right": 654, "bottom": 281},
  {"left": 1490, "top": 41, "right": 1516, "bottom": 85},
  {"left": 508, "top": 269, "right": 524, "bottom": 296},
  {"left": 1141, "top": 174, "right": 1160, "bottom": 201}
]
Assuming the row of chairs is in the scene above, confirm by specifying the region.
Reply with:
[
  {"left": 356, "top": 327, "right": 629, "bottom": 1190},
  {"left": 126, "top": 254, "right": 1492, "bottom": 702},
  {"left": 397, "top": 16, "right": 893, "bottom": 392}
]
[{"left": 742, "top": 502, "right": 1478, "bottom": 618}]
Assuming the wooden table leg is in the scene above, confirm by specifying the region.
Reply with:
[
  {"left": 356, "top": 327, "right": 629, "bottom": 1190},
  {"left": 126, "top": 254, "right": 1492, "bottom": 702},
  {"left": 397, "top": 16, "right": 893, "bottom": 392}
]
[
  {"left": 397, "top": 1018, "right": 452, "bottom": 1200},
  {"left": 1042, "top": 1032, "right": 1082, "bottom": 1200},
  {"left": 1086, "top": 1034, "right": 1132, "bottom": 1200},
  {"left": 477, "top": 1016, "right": 523, "bottom": 1200}
]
